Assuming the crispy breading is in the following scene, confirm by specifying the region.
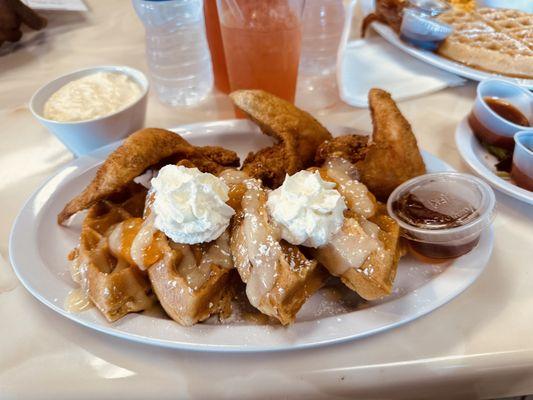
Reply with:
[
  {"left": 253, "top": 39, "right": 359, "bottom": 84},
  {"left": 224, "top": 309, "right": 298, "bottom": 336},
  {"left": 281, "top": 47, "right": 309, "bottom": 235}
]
[
  {"left": 315, "top": 134, "right": 369, "bottom": 166},
  {"left": 356, "top": 89, "right": 426, "bottom": 200},
  {"left": 176, "top": 151, "right": 238, "bottom": 176},
  {"left": 241, "top": 144, "right": 288, "bottom": 188},
  {"left": 230, "top": 90, "right": 332, "bottom": 188},
  {"left": 58, "top": 128, "right": 239, "bottom": 224},
  {"left": 199, "top": 145, "right": 240, "bottom": 168}
]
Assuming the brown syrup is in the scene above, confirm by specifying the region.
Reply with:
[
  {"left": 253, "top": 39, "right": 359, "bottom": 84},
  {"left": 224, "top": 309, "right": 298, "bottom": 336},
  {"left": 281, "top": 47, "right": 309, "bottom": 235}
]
[
  {"left": 484, "top": 97, "right": 530, "bottom": 127},
  {"left": 468, "top": 113, "right": 514, "bottom": 149},
  {"left": 408, "top": 236, "right": 480, "bottom": 260},
  {"left": 392, "top": 191, "right": 477, "bottom": 229},
  {"left": 468, "top": 98, "right": 530, "bottom": 150}
]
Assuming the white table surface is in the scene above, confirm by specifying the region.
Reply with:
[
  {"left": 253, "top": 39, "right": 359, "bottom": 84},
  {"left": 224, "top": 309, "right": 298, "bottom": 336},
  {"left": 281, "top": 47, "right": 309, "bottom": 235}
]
[{"left": 1, "top": 1, "right": 533, "bottom": 399}]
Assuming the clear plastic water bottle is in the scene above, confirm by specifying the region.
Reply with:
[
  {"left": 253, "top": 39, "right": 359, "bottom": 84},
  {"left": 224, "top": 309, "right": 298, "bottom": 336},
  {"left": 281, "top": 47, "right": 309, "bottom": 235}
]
[
  {"left": 299, "top": 0, "right": 345, "bottom": 76},
  {"left": 133, "top": 0, "right": 213, "bottom": 106}
]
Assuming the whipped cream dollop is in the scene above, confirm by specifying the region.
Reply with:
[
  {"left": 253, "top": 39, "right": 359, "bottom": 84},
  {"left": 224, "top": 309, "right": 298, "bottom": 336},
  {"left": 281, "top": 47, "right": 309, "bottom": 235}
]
[
  {"left": 150, "top": 165, "right": 235, "bottom": 245},
  {"left": 266, "top": 170, "right": 347, "bottom": 248}
]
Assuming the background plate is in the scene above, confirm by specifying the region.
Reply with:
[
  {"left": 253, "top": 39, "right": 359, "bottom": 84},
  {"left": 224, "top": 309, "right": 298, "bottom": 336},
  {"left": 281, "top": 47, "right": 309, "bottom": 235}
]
[
  {"left": 359, "top": 0, "right": 533, "bottom": 89},
  {"left": 455, "top": 117, "right": 533, "bottom": 205},
  {"left": 9, "top": 120, "right": 494, "bottom": 352}
]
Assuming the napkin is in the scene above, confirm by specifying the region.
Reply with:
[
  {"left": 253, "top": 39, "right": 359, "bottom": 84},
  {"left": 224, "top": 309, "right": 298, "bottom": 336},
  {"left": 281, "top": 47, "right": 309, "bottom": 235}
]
[
  {"left": 338, "top": 36, "right": 466, "bottom": 107},
  {"left": 23, "top": 0, "right": 88, "bottom": 11},
  {"left": 337, "top": 0, "right": 466, "bottom": 107}
]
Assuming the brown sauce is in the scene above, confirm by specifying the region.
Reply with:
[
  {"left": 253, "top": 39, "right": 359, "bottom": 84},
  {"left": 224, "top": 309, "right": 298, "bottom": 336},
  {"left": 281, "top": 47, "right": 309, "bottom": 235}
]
[
  {"left": 468, "top": 98, "right": 530, "bottom": 151},
  {"left": 392, "top": 191, "right": 477, "bottom": 229},
  {"left": 484, "top": 97, "right": 530, "bottom": 127},
  {"left": 511, "top": 163, "right": 533, "bottom": 192},
  {"left": 468, "top": 112, "right": 515, "bottom": 150},
  {"left": 407, "top": 236, "right": 480, "bottom": 261}
]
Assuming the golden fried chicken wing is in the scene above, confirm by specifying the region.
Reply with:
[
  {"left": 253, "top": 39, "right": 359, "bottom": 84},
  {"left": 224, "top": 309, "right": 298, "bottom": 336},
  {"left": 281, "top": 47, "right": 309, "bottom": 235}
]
[
  {"left": 356, "top": 88, "right": 426, "bottom": 200},
  {"left": 230, "top": 90, "right": 332, "bottom": 188}
]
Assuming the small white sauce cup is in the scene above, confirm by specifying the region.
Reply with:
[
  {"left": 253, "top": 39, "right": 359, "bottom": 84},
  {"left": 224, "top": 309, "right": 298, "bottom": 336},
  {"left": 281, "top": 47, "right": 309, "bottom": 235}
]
[
  {"left": 30, "top": 66, "right": 149, "bottom": 156},
  {"left": 511, "top": 131, "right": 533, "bottom": 191},
  {"left": 469, "top": 79, "right": 533, "bottom": 149}
]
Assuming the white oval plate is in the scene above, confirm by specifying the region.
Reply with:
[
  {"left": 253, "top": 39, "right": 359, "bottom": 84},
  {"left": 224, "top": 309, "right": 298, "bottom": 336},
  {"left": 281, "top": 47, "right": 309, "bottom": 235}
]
[
  {"left": 455, "top": 117, "right": 533, "bottom": 205},
  {"left": 359, "top": 0, "right": 533, "bottom": 89},
  {"left": 9, "top": 119, "right": 494, "bottom": 352}
]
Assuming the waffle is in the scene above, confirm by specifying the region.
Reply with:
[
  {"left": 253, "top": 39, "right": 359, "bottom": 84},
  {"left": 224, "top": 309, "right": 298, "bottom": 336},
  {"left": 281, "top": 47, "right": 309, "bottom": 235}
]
[
  {"left": 313, "top": 160, "right": 401, "bottom": 301},
  {"left": 315, "top": 209, "right": 400, "bottom": 300},
  {"left": 437, "top": 8, "right": 533, "bottom": 78},
  {"left": 69, "top": 185, "right": 155, "bottom": 322},
  {"left": 230, "top": 179, "right": 329, "bottom": 325},
  {"left": 105, "top": 194, "right": 235, "bottom": 326},
  {"left": 147, "top": 227, "right": 235, "bottom": 327}
]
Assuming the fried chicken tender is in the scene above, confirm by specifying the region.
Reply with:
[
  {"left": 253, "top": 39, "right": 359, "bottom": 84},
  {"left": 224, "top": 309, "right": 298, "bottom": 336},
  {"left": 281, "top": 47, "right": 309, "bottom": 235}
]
[
  {"left": 357, "top": 89, "right": 426, "bottom": 200},
  {"left": 58, "top": 128, "right": 239, "bottom": 224},
  {"left": 230, "top": 90, "right": 332, "bottom": 188}
]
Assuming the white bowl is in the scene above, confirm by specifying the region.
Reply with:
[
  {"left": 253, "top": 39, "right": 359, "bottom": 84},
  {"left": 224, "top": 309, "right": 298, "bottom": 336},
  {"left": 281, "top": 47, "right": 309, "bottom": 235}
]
[{"left": 30, "top": 66, "right": 149, "bottom": 156}]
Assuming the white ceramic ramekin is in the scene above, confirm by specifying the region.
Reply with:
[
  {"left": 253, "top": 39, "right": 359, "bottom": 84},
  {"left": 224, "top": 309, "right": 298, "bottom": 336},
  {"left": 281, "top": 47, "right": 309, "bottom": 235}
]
[{"left": 30, "top": 65, "right": 149, "bottom": 156}]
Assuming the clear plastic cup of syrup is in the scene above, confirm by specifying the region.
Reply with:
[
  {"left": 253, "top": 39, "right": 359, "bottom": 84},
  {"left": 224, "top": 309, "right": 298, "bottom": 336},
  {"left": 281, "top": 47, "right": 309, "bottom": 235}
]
[{"left": 387, "top": 172, "right": 496, "bottom": 261}]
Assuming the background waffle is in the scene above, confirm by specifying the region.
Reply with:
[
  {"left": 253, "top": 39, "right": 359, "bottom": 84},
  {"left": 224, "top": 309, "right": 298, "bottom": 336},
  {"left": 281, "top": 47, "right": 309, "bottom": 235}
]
[{"left": 437, "top": 8, "right": 533, "bottom": 78}]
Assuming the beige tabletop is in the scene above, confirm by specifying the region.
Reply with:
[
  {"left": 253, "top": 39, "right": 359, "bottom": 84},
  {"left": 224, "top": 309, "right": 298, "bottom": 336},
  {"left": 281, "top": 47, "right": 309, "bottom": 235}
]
[{"left": 1, "top": 1, "right": 533, "bottom": 399}]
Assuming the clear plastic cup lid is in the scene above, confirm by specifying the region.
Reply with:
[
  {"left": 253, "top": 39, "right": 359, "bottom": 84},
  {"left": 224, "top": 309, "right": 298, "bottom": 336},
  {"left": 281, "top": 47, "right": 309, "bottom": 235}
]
[{"left": 386, "top": 172, "right": 496, "bottom": 243}]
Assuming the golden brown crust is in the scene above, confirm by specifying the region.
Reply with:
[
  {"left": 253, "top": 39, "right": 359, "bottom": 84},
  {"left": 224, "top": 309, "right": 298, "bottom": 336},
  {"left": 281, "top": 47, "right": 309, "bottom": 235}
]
[
  {"left": 58, "top": 128, "right": 240, "bottom": 225},
  {"left": 315, "top": 135, "right": 369, "bottom": 166},
  {"left": 199, "top": 145, "right": 240, "bottom": 168},
  {"left": 241, "top": 144, "right": 288, "bottom": 188},
  {"left": 230, "top": 90, "right": 332, "bottom": 188},
  {"left": 356, "top": 89, "right": 426, "bottom": 200}
]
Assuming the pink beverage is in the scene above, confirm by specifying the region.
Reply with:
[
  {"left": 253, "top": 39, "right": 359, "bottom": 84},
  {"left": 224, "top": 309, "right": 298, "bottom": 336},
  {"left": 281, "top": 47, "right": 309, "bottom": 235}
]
[{"left": 217, "top": 0, "right": 304, "bottom": 105}]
